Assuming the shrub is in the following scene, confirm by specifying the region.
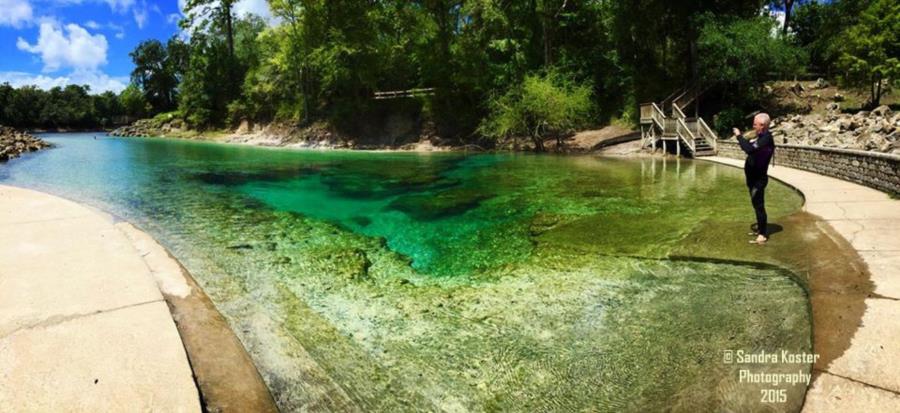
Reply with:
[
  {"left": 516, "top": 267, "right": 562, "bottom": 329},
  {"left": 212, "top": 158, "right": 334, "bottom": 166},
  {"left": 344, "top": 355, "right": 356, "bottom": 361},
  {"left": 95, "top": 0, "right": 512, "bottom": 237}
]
[{"left": 479, "top": 70, "right": 594, "bottom": 152}]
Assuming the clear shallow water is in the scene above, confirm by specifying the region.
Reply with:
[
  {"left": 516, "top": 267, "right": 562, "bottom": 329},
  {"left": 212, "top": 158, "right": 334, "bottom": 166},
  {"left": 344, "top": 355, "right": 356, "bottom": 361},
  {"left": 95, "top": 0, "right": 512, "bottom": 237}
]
[{"left": 2, "top": 133, "right": 813, "bottom": 412}]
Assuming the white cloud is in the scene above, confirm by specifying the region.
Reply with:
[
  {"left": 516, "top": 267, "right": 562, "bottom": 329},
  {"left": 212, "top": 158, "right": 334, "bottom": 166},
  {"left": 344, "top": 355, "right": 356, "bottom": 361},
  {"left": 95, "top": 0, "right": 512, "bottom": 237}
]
[
  {"left": 234, "top": 0, "right": 273, "bottom": 22},
  {"left": 50, "top": 0, "right": 135, "bottom": 13},
  {"left": 103, "top": 0, "right": 134, "bottom": 13},
  {"left": 0, "top": 0, "right": 33, "bottom": 27},
  {"left": 0, "top": 70, "right": 128, "bottom": 93},
  {"left": 166, "top": 13, "right": 181, "bottom": 25},
  {"left": 114, "top": 31, "right": 125, "bottom": 39},
  {"left": 84, "top": 20, "right": 100, "bottom": 29},
  {"left": 177, "top": 0, "right": 277, "bottom": 31},
  {"left": 132, "top": 2, "right": 148, "bottom": 29},
  {"left": 16, "top": 22, "right": 108, "bottom": 73}
]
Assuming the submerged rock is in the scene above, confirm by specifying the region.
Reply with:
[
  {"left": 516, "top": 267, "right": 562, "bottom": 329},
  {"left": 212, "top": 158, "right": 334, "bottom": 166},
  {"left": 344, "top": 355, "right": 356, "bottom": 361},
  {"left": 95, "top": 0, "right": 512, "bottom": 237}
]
[
  {"left": 529, "top": 212, "right": 562, "bottom": 236},
  {"left": 329, "top": 249, "right": 372, "bottom": 281},
  {"left": 389, "top": 188, "right": 490, "bottom": 221}
]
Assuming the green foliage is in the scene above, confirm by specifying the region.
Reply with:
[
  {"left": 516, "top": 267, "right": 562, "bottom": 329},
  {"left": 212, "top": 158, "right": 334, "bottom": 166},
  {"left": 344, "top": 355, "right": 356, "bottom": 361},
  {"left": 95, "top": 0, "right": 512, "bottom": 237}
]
[
  {"left": 791, "top": 0, "right": 871, "bottom": 74},
  {"left": 130, "top": 39, "right": 182, "bottom": 112},
  {"left": 835, "top": 0, "right": 900, "bottom": 107},
  {"left": 178, "top": 15, "right": 266, "bottom": 128},
  {"left": 480, "top": 70, "right": 593, "bottom": 151},
  {"left": 0, "top": 83, "right": 126, "bottom": 129},
  {"left": 713, "top": 107, "right": 746, "bottom": 137},
  {"left": 120, "top": 84, "right": 151, "bottom": 119},
  {"left": 3, "top": 0, "right": 888, "bottom": 141},
  {"left": 697, "top": 15, "right": 806, "bottom": 86}
]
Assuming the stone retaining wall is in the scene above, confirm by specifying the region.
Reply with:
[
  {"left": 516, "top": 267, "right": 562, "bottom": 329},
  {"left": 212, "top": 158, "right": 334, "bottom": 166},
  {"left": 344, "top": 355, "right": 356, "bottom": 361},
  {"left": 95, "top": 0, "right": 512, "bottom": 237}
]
[{"left": 715, "top": 140, "right": 900, "bottom": 196}]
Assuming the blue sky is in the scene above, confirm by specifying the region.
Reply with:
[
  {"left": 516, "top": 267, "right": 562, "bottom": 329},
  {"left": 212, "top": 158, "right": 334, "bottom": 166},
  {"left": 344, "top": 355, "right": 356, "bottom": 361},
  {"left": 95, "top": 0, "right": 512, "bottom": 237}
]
[{"left": 0, "top": 0, "right": 272, "bottom": 93}]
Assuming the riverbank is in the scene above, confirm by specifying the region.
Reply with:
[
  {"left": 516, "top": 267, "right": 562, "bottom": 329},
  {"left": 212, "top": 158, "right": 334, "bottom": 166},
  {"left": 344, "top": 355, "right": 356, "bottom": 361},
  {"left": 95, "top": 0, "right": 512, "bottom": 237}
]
[
  {"left": 108, "top": 116, "right": 640, "bottom": 153},
  {"left": 0, "top": 126, "right": 50, "bottom": 161},
  {"left": 0, "top": 185, "right": 276, "bottom": 412},
  {"left": 700, "top": 157, "right": 900, "bottom": 412}
]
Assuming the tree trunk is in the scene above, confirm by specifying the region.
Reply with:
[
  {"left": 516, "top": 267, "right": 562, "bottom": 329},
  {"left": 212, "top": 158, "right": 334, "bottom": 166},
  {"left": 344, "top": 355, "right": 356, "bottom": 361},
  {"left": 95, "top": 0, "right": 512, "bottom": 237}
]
[
  {"left": 874, "top": 75, "right": 883, "bottom": 107},
  {"left": 541, "top": 17, "right": 552, "bottom": 67},
  {"left": 782, "top": 0, "right": 794, "bottom": 38},
  {"left": 223, "top": 1, "right": 234, "bottom": 58},
  {"left": 302, "top": 67, "right": 311, "bottom": 125},
  {"left": 532, "top": 126, "right": 545, "bottom": 152}
]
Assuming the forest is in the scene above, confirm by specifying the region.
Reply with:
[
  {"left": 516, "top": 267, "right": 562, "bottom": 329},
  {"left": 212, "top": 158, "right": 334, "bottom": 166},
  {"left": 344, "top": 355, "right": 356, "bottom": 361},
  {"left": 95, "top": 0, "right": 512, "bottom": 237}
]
[{"left": 0, "top": 0, "right": 896, "bottom": 144}]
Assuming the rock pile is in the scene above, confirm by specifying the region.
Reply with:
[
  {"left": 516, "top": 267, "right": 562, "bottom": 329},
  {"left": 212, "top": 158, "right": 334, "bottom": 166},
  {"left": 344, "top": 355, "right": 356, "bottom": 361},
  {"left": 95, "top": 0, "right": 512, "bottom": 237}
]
[
  {"left": 109, "top": 118, "right": 183, "bottom": 137},
  {"left": 772, "top": 105, "right": 900, "bottom": 154},
  {"left": 0, "top": 126, "right": 51, "bottom": 161}
]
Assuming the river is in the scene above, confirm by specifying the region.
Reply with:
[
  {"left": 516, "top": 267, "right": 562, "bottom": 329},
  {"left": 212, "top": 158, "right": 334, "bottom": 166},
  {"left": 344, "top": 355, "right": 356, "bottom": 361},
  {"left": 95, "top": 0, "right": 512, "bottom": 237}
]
[{"left": 1, "top": 133, "right": 812, "bottom": 412}]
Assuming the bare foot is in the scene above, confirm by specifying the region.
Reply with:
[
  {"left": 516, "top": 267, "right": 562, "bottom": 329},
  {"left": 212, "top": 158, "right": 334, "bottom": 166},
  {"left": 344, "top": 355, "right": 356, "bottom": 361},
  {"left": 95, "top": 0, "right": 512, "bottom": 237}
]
[{"left": 749, "top": 234, "right": 768, "bottom": 245}]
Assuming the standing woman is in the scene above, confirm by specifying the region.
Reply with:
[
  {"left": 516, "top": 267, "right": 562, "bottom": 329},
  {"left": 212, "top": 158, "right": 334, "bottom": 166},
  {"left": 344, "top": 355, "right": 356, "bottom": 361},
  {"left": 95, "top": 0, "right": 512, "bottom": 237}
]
[{"left": 732, "top": 113, "right": 776, "bottom": 244}]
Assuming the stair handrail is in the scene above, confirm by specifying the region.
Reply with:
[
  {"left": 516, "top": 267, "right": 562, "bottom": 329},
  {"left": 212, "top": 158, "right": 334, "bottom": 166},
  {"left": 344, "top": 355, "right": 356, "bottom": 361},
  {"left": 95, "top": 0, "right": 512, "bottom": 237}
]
[
  {"left": 696, "top": 117, "right": 718, "bottom": 152},
  {"left": 640, "top": 103, "right": 653, "bottom": 123},
  {"left": 661, "top": 87, "right": 685, "bottom": 113},
  {"left": 674, "top": 82, "right": 711, "bottom": 117},
  {"left": 651, "top": 102, "right": 665, "bottom": 131},
  {"left": 672, "top": 103, "right": 686, "bottom": 121},
  {"left": 675, "top": 118, "right": 697, "bottom": 153}
]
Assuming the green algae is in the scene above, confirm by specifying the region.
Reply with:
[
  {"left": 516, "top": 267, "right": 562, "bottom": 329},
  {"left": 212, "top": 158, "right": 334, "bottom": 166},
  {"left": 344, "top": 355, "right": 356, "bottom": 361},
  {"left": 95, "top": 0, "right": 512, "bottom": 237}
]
[{"left": 2, "top": 134, "right": 814, "bottom": 412}]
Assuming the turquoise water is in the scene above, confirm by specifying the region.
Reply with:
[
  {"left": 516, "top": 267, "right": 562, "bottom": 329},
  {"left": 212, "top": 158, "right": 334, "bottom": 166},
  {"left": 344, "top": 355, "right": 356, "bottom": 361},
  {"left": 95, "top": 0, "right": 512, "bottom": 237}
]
[{"left": 1, "top": 133, "right": 813, "bottom": 412}]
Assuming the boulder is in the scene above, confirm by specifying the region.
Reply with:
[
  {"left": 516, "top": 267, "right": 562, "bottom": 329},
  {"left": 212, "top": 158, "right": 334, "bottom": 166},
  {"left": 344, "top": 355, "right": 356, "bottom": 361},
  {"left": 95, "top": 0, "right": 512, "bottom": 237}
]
[
  {"left": 0, "top": 126, "right": 51, "bottom": 161},
  {"left": 836, "top": 118, "right": 852, "bottom": 132},
  {"left": 825, "top": 102, "right": 840, "bottom": 112},
  {"left": 872, "top": 105, "right": 892, "bottom": 117},
  {"left": 814, "top": 78, "right": 829, "bottom": 89}
]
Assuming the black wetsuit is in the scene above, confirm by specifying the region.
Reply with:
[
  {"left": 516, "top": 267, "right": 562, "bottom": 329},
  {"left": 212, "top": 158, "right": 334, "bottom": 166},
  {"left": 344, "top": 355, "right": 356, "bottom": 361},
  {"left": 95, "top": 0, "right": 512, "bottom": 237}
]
[{"left": 736, "top": 130, "right": 775, "bottom": 237}]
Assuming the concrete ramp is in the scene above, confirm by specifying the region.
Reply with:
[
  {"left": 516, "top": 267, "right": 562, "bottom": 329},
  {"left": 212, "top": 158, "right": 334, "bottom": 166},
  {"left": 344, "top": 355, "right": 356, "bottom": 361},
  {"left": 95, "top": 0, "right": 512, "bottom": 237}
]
[{"left": 0, "top": 185, "right": 201, "bottom": 412}]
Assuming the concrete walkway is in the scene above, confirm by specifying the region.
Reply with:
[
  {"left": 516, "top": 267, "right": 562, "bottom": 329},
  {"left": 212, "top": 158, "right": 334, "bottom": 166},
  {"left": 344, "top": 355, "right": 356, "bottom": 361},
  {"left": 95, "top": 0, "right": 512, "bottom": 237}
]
[
  {"left": 0, "top": 185, "right": 200, "bottom": 412},
  {"left": 703, "top": 157, "right": 900, "bottom": 412}
]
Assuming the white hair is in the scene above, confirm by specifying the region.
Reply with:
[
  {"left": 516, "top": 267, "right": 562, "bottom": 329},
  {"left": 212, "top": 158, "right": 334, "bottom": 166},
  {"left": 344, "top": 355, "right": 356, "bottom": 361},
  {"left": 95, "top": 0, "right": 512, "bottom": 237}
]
[{"left": 754, "top": 113, "right": 771, "bottom": 127}]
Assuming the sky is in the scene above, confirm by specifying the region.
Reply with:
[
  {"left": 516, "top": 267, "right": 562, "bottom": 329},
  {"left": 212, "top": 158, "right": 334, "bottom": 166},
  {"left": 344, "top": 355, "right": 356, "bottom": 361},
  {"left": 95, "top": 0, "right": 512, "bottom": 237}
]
[{"left": 0, "top": 0, "right": 273, "bottom": 94}]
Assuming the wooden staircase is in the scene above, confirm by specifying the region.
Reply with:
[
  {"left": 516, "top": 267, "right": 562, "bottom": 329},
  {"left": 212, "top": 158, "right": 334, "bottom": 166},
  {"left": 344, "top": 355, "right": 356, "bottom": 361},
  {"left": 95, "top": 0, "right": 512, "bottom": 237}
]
[{"left": 639, "top": 85, "right": 718, "bottom": 157}]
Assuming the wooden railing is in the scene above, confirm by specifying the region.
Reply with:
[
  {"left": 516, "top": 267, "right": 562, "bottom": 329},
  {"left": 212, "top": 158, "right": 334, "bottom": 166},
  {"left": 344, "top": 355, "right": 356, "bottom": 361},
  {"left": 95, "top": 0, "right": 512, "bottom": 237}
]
[
  {"left": 672, "top": 103, "right": 686, "bottom": 121},
  {"left": 674, "top": 82, "right": 707, "bottom": 110},
  {"left": 661, "top": 87, "right": 684, "bottom": 113},
  {"left": 641, "top": 88, "right": 717, "bottom": 156},
  {"left": 640, "top": 103, "right": 653, "bottom": 123},
  {"left": 642, "top": 103, "right": 665, "bottom": 128},
  {"left": 675, "top": 118, "right": 697, "bottom": 153},
  {"left": 373, "top": 88, "right": 435, "bottom": 99},
  {"left": 651, "top": 103, "right": 665, "bottom": 130},
  {"left": 696, "top": 117, "right": 718, "bottom": 152}
]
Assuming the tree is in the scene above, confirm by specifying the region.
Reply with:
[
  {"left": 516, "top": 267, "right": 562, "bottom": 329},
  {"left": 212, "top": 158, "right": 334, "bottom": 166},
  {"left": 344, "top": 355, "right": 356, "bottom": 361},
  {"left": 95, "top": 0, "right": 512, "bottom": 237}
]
[
  {"left": 6, "top": 86, "right": 46, "bottom": 128},
  {"left": 479, "top": 70, "right": 593, "bottom": 152},
  {"left": 183, "top": 0, "right": 236, "bottom": 57},
  {"left": 697, "top": 15, "right": 806, "bottom": 97},
  {"left": 119, "top": 84, "right": 150, "bottom": 119},
  {"left": 130, "top": 40, "right": 180, "bottom": 113},
  {"left": 790, "top": 0, "right": 870, "bottom": 75},
  {"left": 835, "top": 0, "right": 899, "bottom": 107},
  {"left": 94, "top": 91, "right": 124, "bottom": 127},
  {"left": 770, "top": 0, "right": 802, "bottom": 37}
]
